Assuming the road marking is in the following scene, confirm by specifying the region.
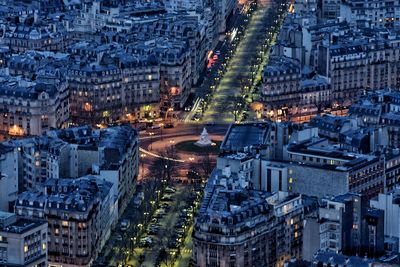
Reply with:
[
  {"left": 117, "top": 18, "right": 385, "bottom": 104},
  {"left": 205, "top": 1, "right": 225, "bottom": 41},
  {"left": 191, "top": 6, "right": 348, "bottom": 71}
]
[{"left": 139, "top": 147, "right": 185, "bottom": 163}]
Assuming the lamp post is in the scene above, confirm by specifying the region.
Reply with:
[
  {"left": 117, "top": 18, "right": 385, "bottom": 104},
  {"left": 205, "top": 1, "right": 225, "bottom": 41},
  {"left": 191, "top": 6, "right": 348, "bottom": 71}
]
[{"left": 149, "top": 132, "right": 154, "bottom": 150}]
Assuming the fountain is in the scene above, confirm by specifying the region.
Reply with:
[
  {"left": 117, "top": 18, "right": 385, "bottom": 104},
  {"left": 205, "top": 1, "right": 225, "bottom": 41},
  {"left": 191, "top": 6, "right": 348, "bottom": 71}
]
[{"left": 195, "top": 128, "right": 215, "bottom": 147}]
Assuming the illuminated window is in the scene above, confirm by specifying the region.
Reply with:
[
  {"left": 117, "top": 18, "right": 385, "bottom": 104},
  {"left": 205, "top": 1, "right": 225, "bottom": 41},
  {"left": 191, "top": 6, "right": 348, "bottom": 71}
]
[
  {"left": 294, "top": 232, "right": 298, "bottom": 238},
  {"left": 42, "top": 243, "right": 46, "bottom": 250},
  {"left": 290, "top": 219, "right": 294, "bottom": 225},
  {"left": 62, "top": 221, "right": 69, "bottom": 227},
  {"left": 289, "top": 178, "right": 293, "bottom": 183},
  {"left": 148, "top": 75, "right": 152, "bottom": 80},
  {"left": 55, "top": 228, "right": 59, "bottom": 235},
  {"left": 24, "top": 245, "right": 28, "bottom": 253},
  {"left": 288, "top": 169, "right": 293, "bottom": 175}
]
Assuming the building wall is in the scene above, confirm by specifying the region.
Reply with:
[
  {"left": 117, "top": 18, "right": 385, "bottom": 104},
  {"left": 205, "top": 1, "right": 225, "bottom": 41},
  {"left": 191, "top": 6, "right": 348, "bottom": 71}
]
[
  {"left": 0, "top": 82, "right": 69, "bottom": 136},
  {"left": 370, "top": 193, "right": 400, "bottom": 247},
  {"left": 302, "top": 217, "right": 320, "bottom": 262},
  {"left": 288, "top": 164, "right": 348, "bottom": 198},
  {"left": 0, "top": 221, "right": 48, "bottom": 267},
  {"left": 0, "top": 148, "right": 19, "bottom": 212},
  {"left": 259, "top": 161, "right": 288, "bottom": 192}
]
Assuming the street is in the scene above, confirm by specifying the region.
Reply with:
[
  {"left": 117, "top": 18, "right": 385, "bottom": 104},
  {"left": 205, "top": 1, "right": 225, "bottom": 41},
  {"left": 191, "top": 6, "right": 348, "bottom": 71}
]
[{"left": 202, "top": 1, "right": 274, "bottom": 123}]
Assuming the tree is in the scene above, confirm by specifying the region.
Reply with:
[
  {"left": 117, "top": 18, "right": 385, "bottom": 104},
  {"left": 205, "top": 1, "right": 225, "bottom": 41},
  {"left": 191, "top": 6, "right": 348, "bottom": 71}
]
[
  {"left": 198, "top": 152, "right": 214, "bottom": 179},
  {"left": 148, "top": 146, "right": 179, "bottom": 187},
  {"left": 227, "top": 96, "right": 247, "bottom": 121},
  {"left": 159, "top": 146, "right": 179, "bottom": 184}
]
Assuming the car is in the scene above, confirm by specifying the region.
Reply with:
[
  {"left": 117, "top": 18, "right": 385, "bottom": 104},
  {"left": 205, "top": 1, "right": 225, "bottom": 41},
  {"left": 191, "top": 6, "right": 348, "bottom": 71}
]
[
  {"left": 139, "top": 240, "right": 151, "bottom": 247},
  {"left": 163, "top": 123, "right": 174, "bottom": 129},
  {"left": 139, "top": 237, "right": 153, "bottom": 246},
  {"left": 154, "top": 213, "right": 164, "bottom": 219},
  {"left": 175, "top": 223, "right": 184, "bottom": 229},
  {"left": 165, "top": 188, "right": 176, "bottom": 194},
  {"left": 120, "top": 219, "right": 130, "bottom": 231},
  {"left": 167, "top": 240, "right": 179, "bottom": 249},
  {"left": 151, "top": 124, "right": 161, "bottom": 129},
  {"left": 156, "top": 208, "right": 166, "bottom": 215},
  {"left": 147, "top": 227, "right": 159, "bottom": 235},
  {"left": 161, "top": 195, "right": 173, "bottom": 202},
  {"left": 163, "top": 205, "right": 171, "bottom": 212},
  {"left": 176, "top": 228, "right": 185, "bottom": 235}
]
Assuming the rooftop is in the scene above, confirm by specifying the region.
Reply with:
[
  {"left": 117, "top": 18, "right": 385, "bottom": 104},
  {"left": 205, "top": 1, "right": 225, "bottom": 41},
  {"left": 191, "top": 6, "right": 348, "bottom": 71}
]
[
  {"left": 0, "top": 217, "right": 47, "bottom": 234},
  {"left": 313, "top": 251, "right": 376, "bottom": 266},
  {"left": 17, "top": 176, "right": 113, "bottom": 213},
  {"left": 220, "top": 122, "right": 270, "bottom": 152}
]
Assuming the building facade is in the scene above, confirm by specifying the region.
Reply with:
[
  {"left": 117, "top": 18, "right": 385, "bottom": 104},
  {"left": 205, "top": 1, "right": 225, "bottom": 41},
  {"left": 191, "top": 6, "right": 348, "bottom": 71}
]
[
  {"left": 0, "top": 211, "right": 48, "bottom": 267},
  {"left": 15, "top": 177, "right": 116, "bottom": 267}
]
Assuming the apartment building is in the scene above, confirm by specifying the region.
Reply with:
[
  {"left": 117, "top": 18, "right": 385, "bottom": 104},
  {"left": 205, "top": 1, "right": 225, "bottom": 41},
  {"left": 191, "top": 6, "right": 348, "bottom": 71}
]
[
  {"left": 0, "top": 211, "right": 48, "bottom": 267},
  {"left": 15, "top": 176, "right": 116, "bottom": 267}
]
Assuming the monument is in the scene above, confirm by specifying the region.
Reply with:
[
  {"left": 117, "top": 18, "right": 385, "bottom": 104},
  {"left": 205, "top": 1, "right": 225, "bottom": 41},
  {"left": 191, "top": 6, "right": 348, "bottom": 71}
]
[{"left": 195, "top": 128, "right": 215, "bottom": 147}]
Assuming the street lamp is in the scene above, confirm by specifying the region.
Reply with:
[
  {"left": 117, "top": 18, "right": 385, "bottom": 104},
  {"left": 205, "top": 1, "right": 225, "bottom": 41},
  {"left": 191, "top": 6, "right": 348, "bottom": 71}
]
[
  {"left": 148, "top": 132, "right": 154, "bottom": 150},
  {"left": 140, "top": 154, "right": 147, "bottom": 179}
]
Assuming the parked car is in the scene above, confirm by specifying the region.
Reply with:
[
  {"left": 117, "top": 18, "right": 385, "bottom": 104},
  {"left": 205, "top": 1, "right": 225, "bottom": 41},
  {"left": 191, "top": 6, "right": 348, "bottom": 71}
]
[
  {"left": 164, "top": 123, "right": 174, "bottom": 129},
  {"left": 139, "top": 237, "right": 153, "bottom": 247},
  {"left": 115, "top": 234, "right": 123, "bottom": 241},
  {"left": 161, "top": 195, "right": 173, "bottom": 202},
  {"left": 120, "top": 219, "right": 130, "bottom": 231},
  {"left": 165, "top": 187, "right": 176, "bottom": 194}
]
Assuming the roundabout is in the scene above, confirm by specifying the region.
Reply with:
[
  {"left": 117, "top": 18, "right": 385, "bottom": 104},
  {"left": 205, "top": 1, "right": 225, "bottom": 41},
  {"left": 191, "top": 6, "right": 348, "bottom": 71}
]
[
  {"left": 139, "top": 124, "right": 227, "bottom": 179},
  {"left": 174, "top": 140, "right": 222, "bottom": 154}
]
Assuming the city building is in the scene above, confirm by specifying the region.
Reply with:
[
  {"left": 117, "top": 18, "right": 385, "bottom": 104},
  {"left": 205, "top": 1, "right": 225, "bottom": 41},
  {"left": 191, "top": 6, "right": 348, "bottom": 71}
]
[
  {"left": 192, "top": 164, "right": 318, "bottom": 267},
  {"left": 0, "top": 72, "right": 69, "bottom": 136},
  {"left": 127, "top": 38, "right": 192, "bottom": 110},
  {"left": 262, "top": 56, "right": 331, "bottom": 122},
  {"left": 0, "top": 211, "right": 48, "bottom": 267},
  {"left": 310, "top": 114, "right": 358, "bottom": 140},
  {"left": 49, "top": 125, "right": 139, "bottom": 213},
  {"left": 2, "top": 125, "right": 139, "bottom": 213},
  {"left": 220, "top": 121, "right": 291, "bottom": 160},
  {"left": 67, "top": 46, "right": 161, "bottom": 123},
  {"left": 349, "top": 90, "right": 400, "bottom": 149},
  {"left": 312, "top": 251, "right": 378, "bottom": 267},
  {"left": 262, "top": 56, "right": 302, "bottom": 118},
  {"left": 15, "top": 176, "right": 116, "bottom": 267},
  {"left": 319, "top": 193, "right": 384, "bottom": 257},
  {"left": 0, "top": 144, "right": 19, "bottom": 212},
  {"left": 0, "top": 23, "right": 72, "bottom": 53},
  {"left": 370, "top": 188, "right": 400, "bottom": 253},
  {"left": 285, "top": 138, "right": 385, "bottom": 199},
  {"left": 340, "top": 0, "right": 400, "bottom": 28},
  {"left": 317, "top": 37, "right": 400, "bottom": 107},
  {"left": 192, "top": 167, "right": 277, "bottom": 267}
]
